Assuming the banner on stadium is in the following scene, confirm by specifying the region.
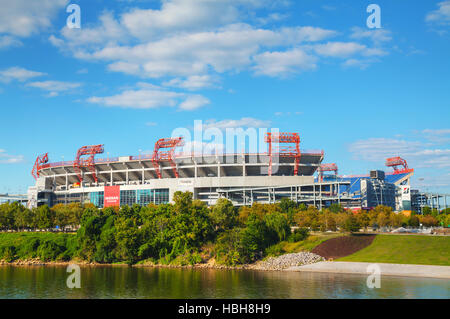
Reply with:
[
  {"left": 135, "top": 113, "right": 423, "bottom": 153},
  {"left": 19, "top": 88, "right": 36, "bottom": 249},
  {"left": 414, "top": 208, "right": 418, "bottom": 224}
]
[
  {"left": 401, "top": 185, "right": 411, "bottom": 201},
  {"left": 104, "top": 186, "right": 120, "bottom": 207}
]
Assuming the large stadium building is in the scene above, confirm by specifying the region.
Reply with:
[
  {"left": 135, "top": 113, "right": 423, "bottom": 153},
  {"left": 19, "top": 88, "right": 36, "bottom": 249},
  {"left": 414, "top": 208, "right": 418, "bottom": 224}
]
[{"left": 27, "top": 132, "right": 415, "bottom": 211}]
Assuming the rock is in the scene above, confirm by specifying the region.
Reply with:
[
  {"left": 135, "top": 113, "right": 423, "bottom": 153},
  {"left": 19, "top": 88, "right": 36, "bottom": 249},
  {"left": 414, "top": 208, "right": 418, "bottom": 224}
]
[{"left": 249, "top": 252, "right": 325, "bottom": 271}]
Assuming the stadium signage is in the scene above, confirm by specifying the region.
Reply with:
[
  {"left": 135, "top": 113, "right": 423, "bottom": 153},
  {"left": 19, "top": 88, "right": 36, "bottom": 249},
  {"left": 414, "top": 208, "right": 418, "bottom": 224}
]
[{"left": 104, "top": 186, "right": 120, "bottom": 207}]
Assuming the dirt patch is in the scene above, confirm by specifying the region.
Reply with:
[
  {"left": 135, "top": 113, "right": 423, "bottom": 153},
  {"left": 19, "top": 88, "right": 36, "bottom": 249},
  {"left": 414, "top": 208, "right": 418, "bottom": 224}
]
[{"left": 311, "top": 234, "right": 376, "bottom": 260}]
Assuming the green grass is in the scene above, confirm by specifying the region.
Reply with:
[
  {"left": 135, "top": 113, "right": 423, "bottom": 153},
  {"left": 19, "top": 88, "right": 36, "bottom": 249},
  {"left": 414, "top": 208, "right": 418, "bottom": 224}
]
[
  {"left": 265, "top": 233, "right": 344, "bottom": 257},
  {"left": 338, "top": 234, "right": 450, "bottom": 266}
]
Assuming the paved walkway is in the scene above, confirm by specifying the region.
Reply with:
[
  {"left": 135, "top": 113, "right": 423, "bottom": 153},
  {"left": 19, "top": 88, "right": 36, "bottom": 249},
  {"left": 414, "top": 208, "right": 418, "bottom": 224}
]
[{"left": 287, "top": 261, "right": 450, "bottom": 279}]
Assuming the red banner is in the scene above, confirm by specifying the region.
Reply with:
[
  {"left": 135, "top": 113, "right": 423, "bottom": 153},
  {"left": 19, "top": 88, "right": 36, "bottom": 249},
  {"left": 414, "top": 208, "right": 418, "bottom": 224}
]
[{"left": 104, "top": 186, "right": 120, "bottom": 207}]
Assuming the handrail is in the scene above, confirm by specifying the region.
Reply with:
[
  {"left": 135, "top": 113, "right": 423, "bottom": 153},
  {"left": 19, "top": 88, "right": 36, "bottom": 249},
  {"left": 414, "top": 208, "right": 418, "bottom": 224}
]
[{"left": 40, "top": 150, "right": 325, "bottom": 169}]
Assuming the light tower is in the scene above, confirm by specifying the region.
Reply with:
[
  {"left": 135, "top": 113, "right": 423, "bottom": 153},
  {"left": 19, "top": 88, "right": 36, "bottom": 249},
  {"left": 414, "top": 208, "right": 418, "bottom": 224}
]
[
  {"left": 318, "top": 163, "right": 338, "bottom": 182},
  {"left": 73, "top": 144, "right": 104, "bottom": 183},
  {"left": 265, "top": 132, "right": 301, "bottom": 176},
  {"left": 152, "top": 137, "right": 185, "bottom": 178}
]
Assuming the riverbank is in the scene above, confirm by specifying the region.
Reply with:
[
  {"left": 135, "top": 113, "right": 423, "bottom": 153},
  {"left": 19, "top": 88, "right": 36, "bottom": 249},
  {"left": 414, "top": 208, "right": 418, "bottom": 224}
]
[
  {"left": 287, "top": 261, "right": 450, "bottom": 279},
  {"left": 3, "top": 259, "right": 450, "bottom": 279}
]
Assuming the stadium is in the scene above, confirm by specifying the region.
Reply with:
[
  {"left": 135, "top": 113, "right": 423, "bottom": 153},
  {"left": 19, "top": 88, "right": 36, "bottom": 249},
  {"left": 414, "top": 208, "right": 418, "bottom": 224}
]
[{"left": 27, "top": 132, "right": 415, "bottom": 211}]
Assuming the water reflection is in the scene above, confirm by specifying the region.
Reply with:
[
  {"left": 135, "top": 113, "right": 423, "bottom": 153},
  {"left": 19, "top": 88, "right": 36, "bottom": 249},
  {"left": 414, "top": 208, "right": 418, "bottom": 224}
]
[{"left": 0, "top": 266, "right": 448, "bottom": 299}]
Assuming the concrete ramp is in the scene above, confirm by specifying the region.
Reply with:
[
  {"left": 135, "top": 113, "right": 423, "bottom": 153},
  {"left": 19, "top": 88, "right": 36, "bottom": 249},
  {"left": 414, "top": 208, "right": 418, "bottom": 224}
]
[{"left": 287, "top": 261, "right": 450, "bottom": 279}]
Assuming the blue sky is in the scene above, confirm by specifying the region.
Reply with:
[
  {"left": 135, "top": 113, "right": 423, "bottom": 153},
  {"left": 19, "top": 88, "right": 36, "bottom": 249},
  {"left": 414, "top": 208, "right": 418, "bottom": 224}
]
[{"left": 0, "top": 0, "right": 449, "bottom": 194}]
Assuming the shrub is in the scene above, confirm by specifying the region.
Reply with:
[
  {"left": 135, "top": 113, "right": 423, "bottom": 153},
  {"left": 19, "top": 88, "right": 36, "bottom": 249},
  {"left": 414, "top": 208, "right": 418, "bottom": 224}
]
[
  {"left": 1, "top": 244, "right": 17, "bottom": 262},
  {"left": 37, "top": 240, "right": 66, "bottom": 261},
  {"left": 265, "top": 243, "right": 285, "bottom": 257},
  {"left": 288, "top": 228, "right": 309, "bottom": 242}
]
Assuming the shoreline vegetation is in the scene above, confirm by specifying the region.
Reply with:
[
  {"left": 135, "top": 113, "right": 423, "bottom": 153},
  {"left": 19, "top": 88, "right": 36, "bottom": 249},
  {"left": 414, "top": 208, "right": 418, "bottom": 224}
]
[{"left": 0, "top": 192, "right": 449, "bottom": 270}]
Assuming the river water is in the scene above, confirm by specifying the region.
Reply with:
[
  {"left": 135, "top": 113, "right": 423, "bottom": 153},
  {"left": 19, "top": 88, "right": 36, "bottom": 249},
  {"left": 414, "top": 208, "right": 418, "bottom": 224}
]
[{"left": 0, "top": 265, "right": 448, "bottom": 299}]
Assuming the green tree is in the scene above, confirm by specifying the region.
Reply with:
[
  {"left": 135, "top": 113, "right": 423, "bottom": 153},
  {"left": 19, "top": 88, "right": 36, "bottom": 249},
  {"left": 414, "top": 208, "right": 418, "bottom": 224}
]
[
  {"left": 263, "top": 211, "right": 291, "bottom": 242},
  {"left": 33, "top": 205, "right": 54, "bottom": 229},
  {"left": 14, "top": 205, "right": 32, "bottom": 231},
  {"left": 211, "top": 198, "right": 237, "bottom": 232},
  {"left": 422, "top": 206, "right": 432, "bottom": 216},
  {"left": 114, "top": 215, "right": 140, "bottom": 264},
  {"left": 342, "top": 214, "right": 360, "bottom": 232}
]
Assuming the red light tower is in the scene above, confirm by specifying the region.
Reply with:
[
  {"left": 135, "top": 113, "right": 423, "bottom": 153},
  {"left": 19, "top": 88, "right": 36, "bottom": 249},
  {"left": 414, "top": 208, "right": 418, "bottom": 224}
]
[
  {"left": 265, "top": 132, "right": 301, "bottom": 176},
  {"left": 152, "top": 137, "right": 184, "bottom": 179},
  {"left": 31, "top": 153, "right": 49, "bottom": 180},
  {"left": 318, "top": 163, "right": 338, "bottom": 182},
  {"left": 73, "top": 145, "right": 104, "bottom": 183},
  {"left": 385, "top": 156, "right": 410, "bottom": 174}
]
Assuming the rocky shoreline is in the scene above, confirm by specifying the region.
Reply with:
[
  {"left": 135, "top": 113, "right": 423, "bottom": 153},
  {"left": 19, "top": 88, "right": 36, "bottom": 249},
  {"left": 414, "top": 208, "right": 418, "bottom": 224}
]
[{"left": 0, "top": 252, "right": 327, "bottom": 271}]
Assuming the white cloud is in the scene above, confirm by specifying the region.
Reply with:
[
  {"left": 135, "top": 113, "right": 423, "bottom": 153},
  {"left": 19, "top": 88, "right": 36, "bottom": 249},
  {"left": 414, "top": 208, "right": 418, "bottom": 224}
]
[
  {"left": 26, "top": 81, "right": 82, "bottom": 97},
  {"left": 179, "top": 94, "right": 210, "bottom": 110},
  {"left": 253, "top": 48, "right": 317, "bottom": 77},
  {"left": 421, "top": 128, "right": 450, "bottom": 144},
  {"left": 120, "top": 0, "right": 247, "bottom": 40},
  {"left": 47, "top": 0, "right": 391, "bottom": 98},
  {"left": 349, "top": 137, "right": 450, "bottom": 170},
  {"left": 350, "top": 27, "right": 392, "bottom": 44},
  {"left": 203, "top": 117, "right": 271, "bottom": 130},
  {"left": 348, "top": 138, "right": 423, "bottom": 162},
  {"left": 76, "top": 68, "right": 89, "bottom": 74},
  {"left": 0, "top": 67, "right": 46, "bottom": 83},
  {"left": 342, "top": 58, "right": 378, "bottom": 70},
  {"left": 163, "top": 75, "right": 220, "bottom": 91},
  {"left": 0, "top": 35, "right": 22, "bottom": 50},
  {"left": 314, "top": 42, "right": 386, "bottom": 58},
  {"left": 0, "top": 0, "right": 67, "bottom": 47},
  {"left": 422, "top": 128, "right": 450, "bottom": 135},
  {"left": 426, "top": 1, "right": 450, "bottom": 24},
  {"left": 52, "top": 11, "right": 129, "bottom": 49},
  {"left": 73, "top": 24, "right": 336, "bottom": 79},
  {"left": 0, "top": 149, "right": 25, "bottom": 164},
  {"left": 87, "top": 86, "right": 209, "bottom": 111}
]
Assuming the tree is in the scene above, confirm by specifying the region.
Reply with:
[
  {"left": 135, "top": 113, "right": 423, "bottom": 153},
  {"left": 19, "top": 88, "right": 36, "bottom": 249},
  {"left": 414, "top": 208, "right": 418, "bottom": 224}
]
[
  {"left": 263, "top": 211, "right": 291, "bottom": 242},
  {"left": 0, "top": 203, "right": 15, "bottom": 230},
  {"left": 422, "top": 206, "right": 432, "bottom": 216},
  {"left": 173, "top": 191, "right": 193, "bottom": 214},
  {"left": 328, "top": 203, "right": 344, "bottom": 214},
  {"left": 408, "top": 213, "right": 420, "bottom": 227},
  {"left": 293, "top": 206, "right": 319, "bottom": 230},
  {"left": 356, "top": 211, "right": 370, "bottom": 230},
  {"left": 376, "top": 212, "right": 390, "bottom": 228},
  {"left": 33, "top": 205, "right": 54, "bottom": 230},
  {"left": 14, "top": 205, "right": 32, "bottom": 231},
  {"left": 279, "top": 198, "right": 297, "bottom": 225},
  {"left": 318, "top": 209, "right": 337, "bottom": 231},
  {"left": 389, "top": 212, "right": 405, "bottom": 228},
  {"left": 342, "top": 214, "right": 360, "bottom": 232},
  {"left": 210, "top": 198, "right": 237, "bottom": 231},
  {"left": 419, "top": 215, "right": 439, "bottom": 227},
  {"left": 114, "top": 215, "right": 140, "bottom": 264},
  {"left": 52, "top": 204, "right": 70, "bottom": 231}
]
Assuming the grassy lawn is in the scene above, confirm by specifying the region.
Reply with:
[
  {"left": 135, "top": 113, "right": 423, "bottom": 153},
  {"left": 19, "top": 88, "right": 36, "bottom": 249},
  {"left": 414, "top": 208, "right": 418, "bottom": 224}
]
[
  {"left": 279, "top": 233, "right": 345, "bottom": 254},
  {"left": 338, "top": 234, "right": 450, "bottom": 266}
]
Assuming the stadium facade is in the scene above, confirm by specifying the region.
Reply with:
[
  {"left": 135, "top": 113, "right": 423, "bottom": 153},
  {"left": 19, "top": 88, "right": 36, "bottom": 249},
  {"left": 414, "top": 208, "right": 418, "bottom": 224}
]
[{"left": 27, "top": 132, "right": 415, "bottom": 211}]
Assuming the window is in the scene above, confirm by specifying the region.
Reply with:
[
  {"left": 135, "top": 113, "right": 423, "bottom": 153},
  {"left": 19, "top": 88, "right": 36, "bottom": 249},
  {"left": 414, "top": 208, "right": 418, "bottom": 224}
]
[
  {"left": 137, "top": 189, "right": 169, "bottom": 206},
  {"left": 120, "top": 190, "right": 137, "bottom": 207},
  {"left": 90, "top": 192, "right": 104, "bottom": 208}
]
